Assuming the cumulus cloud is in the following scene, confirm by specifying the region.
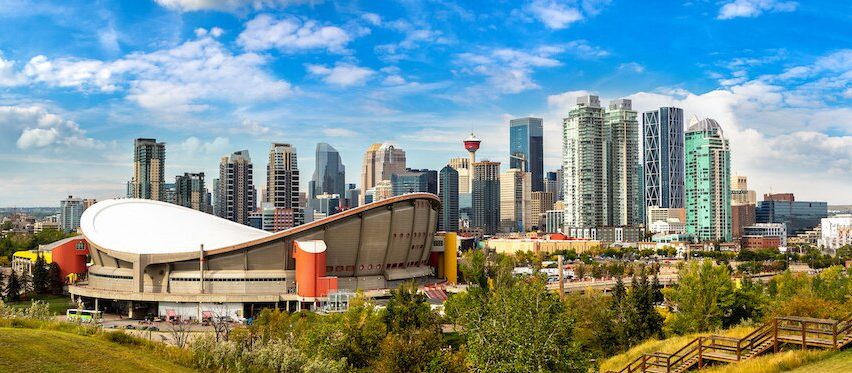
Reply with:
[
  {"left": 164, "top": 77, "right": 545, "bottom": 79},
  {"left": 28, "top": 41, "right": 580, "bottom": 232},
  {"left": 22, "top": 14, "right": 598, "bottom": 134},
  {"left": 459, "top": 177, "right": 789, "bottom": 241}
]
[
  {"left": 179, "top": 136, "right": 231, "bottom": 154},
  {"left": 154, "top": 0, "right": 311, "bottom": 13},
  {"left": 238, "top": 119, "right": 271, "bottom": 136},
  {"left": 456, "top": 42, "right": 604, "bottom": 94},
  {"left": 13, "top": 30, "right": 291, "bottom": 113},
  {"left": 306, "top": 63, "right": 375, "bottom": 86},
  {"left": 0, "top": 105, "right": 103, "bottom": 150},
  {"left": 525, "top": 0, "right": 611, "bottom": 29},
  {"left": 237, "top": 14, "right": 353, "bottom": 53},
  {"left": 0, "top": 54, "right": 25, "bottom": 86},
  {"left": 717, "top": 0, "right": 798, "bottom": 20}
]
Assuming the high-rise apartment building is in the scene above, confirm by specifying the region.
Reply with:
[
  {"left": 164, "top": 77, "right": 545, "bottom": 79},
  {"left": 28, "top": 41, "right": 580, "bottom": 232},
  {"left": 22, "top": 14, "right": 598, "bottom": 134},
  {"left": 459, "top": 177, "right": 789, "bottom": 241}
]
[
  {"left": 60, "top": 195, "right": 84, "bottom": 233},
  {"left": 684, "top": 117, "right": 732, "bottom": 242},
  {"left": 361, "top": 143, "right": 406, "bottom": 204},
  {"left": 562, "top": 96, "right": 640, "bottom": 230},
  {"left": 448, "top": 157, "right": 470, "bottom": 194},
  {"left": 643, "top": 107, "right": 684, "bottom": 217},
  {"left": 132, "top": 138, "right": 166, "bottom": 201},
  {"left": 606, "top": 99, "right": 641, "bottom": 226},
  {"left": 731, "top": 175, "right": 757, "bottom": 205},
  {"left": 472, "top": 161, "right": 501, "bottom": 235},
  {"left": 267, "top": 143, "right": 303, "bottom": 227},
  {"left": 218, "top": 150, "right": 255, "bottom": 225},
  {"left": 438, "top": 165, "right": 459, "bottom": 232},
  {"left": 500, "top": 168, "right": 532, "bottom": 232},
  {"left": 175, "top": 172, "right": 211, "bottom": 213},
  {"left": 310, "top": 143, "right": 345, "bottom": 200},
  {"left": 509, "top": 117, "right": 544, "bottom": 191},
  {"left": 544, "top": 171, "right": 558, "bottom": 197}
]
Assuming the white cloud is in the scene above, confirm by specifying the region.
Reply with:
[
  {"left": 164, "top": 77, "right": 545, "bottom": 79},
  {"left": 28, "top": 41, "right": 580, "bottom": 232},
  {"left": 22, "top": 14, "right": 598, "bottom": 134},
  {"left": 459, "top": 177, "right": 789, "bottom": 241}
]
[
  {"left": 0, "top": 54, "right": 25, "bottom": 86},
  {"left": 717, "top": 0, "right": 798, "bottom": 20},
  {"left": 306, "top": 63, "right": 375, "bottom": 86},
  {"left": 237, "top": 14, "right": 353, "bottom": 53},
  {"left": 98, "top": 25, "right": 121, "bottom": 54},
  {"left": 0, "top": 105, "right": 103, "bottom": 150},
  {"left": 618, "top": 62, "right": 645, "bottom": 73},
  {"left": 154, "top": 0, "right": 311, "bottom": 13},
  {"left": 238, "top": 119, "right": 271, "bottom": 136},
  {"left": 375, "top": 20, "right": 453, "bottom": 61},
  {"left": 527, "top": 0, "right": 583, "bottom": 29},
  {"left": 323, "top": 128, "right": 357, "bottom": 137},
  {"left": 382, "top": 75, "right": 406, "bottom": 86},
  {"left": 15, "top": 32, "right": 291, "bottom": 113},
  {"left": 179, "top": 136, "right": 231, "bottom": 154},
  {"left": 361, "top": 13, "right": 381, "bottom": 26}
]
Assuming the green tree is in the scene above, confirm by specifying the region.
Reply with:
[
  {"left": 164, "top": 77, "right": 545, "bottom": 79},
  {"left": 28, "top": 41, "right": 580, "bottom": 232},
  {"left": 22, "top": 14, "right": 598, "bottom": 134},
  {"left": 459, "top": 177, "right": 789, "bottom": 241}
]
[
  {"left": 5, "top": 270, "right": 21, "bottom": 301},
  {"left": 667, "top": 260, "right": 735, "bottom": 334},
  {"left": 47, "top": 262, "right": 64, "bottom": 295},
  {"left": 384, "top": 281, "right": 434, "bottom": 333},
  {"left": 0, "top": 221, "right": 11, "bottom": 230},
  {"left": 32, "top": 253, "right": 49, "bottom": 294},
  {"left": 459, "top": 249, "right": 487, "bottom": 289},
  {"left": 301, "top": 295, "right": 386, "bottom": 369},
  {"left": 725, "top": 277, "right": 767, "bottom": 327},
  {"left": 454, "top": 276, "right": 588, "bottom": 372}
]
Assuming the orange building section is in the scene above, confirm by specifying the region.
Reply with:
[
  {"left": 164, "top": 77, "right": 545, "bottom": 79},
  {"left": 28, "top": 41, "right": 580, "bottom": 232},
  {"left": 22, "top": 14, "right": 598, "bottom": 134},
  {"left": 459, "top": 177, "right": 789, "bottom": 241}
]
[
  {"left": 51, "top": 237, "right": 90, "bottom": 279},
  {"left": 293, "top": 240, "right": 338, "bottom": 298}
]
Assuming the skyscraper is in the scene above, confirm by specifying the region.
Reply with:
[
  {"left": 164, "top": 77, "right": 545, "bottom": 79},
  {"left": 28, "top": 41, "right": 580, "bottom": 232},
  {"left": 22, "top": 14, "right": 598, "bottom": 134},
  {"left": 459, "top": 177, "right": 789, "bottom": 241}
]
[
  {"left": 391, "top": 169, "right": 437, "bottom": 196},
  {"left": 472, "top": 161, "right": 500, "bottom": 235},
  {"left": 60, "top": 195, "right": 84, "bottom": 233},
  {"left": 132, "top": 138, "right": 165, "bottom": 201},
  {"left": 563, "top": 95, "right": 607, "bottom": 228},
  {"left": 448, "top": 157, "right": 470, "bottom": 194},
  {"left": 643, "top": 107, "right": 685, "bottom": 215},
  {"left": 731, "top": 175, "right": 756, "bottom": 238},
  {"left": 684, "top": 117, "right": 732, "bottom": 242},
  {"left": 310, "top": 143, "right": 345, "bottom": 200},
  {"left": 606, "top": 99, "right": 641, "bottom": 226},
  {"left": 218, "top": 150, "right": 255, "bottom": 225},
  {"left": 361, "top": 143, "right": 406, "bottom": 204},
  {"left": 439, "top": 165, "right": 459, "bottom": 232},
  {"left": 267, "top": 143, "right": 303, "bottom": 227},
  {"left": 531, "top": 191, "right": 554, "bottom": 230},
  {"left": 500, "top": 168, "right": 532, "bottom": 232},
  {"left": 175, "top": 172, "right": 211, "bottom": 213},
  {"left": 509, "top": 117, "right": 544, "bottom": 191}
]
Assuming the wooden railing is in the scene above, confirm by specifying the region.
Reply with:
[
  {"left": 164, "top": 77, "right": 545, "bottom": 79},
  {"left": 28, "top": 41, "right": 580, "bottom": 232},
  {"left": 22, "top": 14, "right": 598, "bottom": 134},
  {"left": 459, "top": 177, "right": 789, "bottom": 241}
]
[{"left": 608, "top": 314, "right": 852, "bottom": 373}]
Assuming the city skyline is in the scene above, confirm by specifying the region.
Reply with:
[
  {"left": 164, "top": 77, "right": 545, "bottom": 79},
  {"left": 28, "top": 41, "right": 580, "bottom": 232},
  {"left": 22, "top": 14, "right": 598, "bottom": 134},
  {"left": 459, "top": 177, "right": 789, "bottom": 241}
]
[{"left": 0, "top": 1, "right": 850, "bottom": 206}]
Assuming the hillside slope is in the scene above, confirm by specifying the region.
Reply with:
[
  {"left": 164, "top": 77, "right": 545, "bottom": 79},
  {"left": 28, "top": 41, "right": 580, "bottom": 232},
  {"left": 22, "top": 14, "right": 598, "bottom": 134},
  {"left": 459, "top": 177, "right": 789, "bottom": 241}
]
[{"left": 0, "top": 328, "right": 195, "bottom": 373}]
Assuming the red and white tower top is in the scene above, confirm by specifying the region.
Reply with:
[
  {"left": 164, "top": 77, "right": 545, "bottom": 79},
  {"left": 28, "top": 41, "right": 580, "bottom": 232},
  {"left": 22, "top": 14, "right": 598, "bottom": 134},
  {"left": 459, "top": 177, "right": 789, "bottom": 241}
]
[{"left": 463, "top": 132, "right": 481, "bottom": 153}]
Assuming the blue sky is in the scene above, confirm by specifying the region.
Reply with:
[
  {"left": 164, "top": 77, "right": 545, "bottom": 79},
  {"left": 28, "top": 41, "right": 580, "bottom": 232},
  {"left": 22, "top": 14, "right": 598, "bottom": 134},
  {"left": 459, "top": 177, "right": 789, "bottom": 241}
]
[{"left": 0, "top": 0, "right": 850, "bottom": 206}]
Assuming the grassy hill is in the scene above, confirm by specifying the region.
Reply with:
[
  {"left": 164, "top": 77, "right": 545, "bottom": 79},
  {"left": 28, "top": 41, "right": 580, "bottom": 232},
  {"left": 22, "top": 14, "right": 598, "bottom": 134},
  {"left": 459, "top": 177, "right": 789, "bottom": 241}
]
[
  {"left": 600, "top": 328, "right": 852, "bottom": 373},
  {"left": 0, "top": 328, "right": 195, "bottom": 373}
]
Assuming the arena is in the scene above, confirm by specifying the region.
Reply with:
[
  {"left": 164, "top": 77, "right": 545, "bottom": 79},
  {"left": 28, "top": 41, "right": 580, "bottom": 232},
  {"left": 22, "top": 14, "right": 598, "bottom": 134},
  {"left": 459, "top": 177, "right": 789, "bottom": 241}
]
[{"left": 68, "top": 193, "right": 454, "bottom": 319}]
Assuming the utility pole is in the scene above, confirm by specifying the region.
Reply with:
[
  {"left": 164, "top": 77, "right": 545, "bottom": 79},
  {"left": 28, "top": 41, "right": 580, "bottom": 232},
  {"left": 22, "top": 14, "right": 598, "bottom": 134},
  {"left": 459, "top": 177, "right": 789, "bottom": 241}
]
[{"left": 558, "top": 255, "right": 564, "bottom": 298}]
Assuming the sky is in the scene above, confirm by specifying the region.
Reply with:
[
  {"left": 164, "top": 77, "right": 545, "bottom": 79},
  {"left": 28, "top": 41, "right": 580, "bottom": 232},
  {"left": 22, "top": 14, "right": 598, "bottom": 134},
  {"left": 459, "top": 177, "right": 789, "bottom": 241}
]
[{"left": 0, "top": 0, "right": 850, "bottom": 207}]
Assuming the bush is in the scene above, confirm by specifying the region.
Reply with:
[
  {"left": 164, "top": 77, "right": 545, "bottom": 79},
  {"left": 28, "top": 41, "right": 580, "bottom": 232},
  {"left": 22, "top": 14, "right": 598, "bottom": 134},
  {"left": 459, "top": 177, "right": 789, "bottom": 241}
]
[{"left": 101, "top": 331, "right": 144, "bottom": 346}]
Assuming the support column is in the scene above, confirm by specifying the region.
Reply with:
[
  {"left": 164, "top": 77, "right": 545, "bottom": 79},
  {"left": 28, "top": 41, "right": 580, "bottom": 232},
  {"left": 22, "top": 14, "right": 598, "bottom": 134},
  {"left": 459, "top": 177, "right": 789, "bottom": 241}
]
[{"left": 128, "top": 301, "right": 134, "bottom": 318}]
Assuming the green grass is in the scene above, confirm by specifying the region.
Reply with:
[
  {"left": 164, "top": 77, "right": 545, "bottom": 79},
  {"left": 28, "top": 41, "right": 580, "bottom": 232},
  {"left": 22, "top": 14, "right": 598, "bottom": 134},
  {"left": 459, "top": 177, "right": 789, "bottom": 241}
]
[
  {"left": 0, "top": 328, "right": 196, "bottom": 373},
  {"left": 7, "top": 294, "right": 74, "bottom": 315},
  {"left": 787, "top": 349, "right": 852, "bottom": 372},
  {"left": 598, "top": 326, "right": 754, "bottom": 372}
]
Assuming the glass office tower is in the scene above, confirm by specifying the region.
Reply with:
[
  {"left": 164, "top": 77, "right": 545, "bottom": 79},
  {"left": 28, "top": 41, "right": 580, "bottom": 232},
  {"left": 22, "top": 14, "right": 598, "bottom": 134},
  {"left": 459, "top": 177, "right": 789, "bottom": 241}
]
[{"left": 509, "top": 117, "right": 544, "bottom": 192}]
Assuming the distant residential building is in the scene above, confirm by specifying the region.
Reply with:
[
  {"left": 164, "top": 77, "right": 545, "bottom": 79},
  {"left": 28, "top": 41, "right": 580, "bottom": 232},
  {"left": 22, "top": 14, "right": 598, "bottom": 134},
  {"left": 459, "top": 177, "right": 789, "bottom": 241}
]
[
  {"left": 544, "top": 171, "right": 558, "bottom": 197},
  {"left": 566, "top": 226, "right": 645, "bottom": 243},
  {"left": 545, "top": 210, "right": 564, "bottom": 233},
  {"left": 500, "top": 168, "right": 532, "bottom": 233},
  {"left": 391, "top": 168, "right": 437, "bottom": 196},
  {"left": 643, "top": 107, "right": 685, "bottom": 223},
  {"left": 819, "top": 215, "right": 852, "bottom": 252},
  {"left": 218, "top": 150, "right": 256, "bottom": 225},
  {"left": 756, "top": 195, "right": 827, "bottom": 236},
  {"left": 684, "top": 117, "right": 732, "bottom": 242},
  {"left": 647, "top": 207, "right": 686, "bottom": 226},
  {"left": 563, "top": 96, "right": 641, "bottom": 229},
  {"left": 164, "top": 183, "right": 176, "bottom": 204},
  {"left": 472, "top": 161, "right": 500, "bottom": 235},
  {"left": 741, "top": 223, "right": 787, "bottom": 249},
  {"left": 361, "top": 143, "right": 406, "bottom": 204},
  {"left": 267, "top": 143, "right": 303, "bottom": 227},
  {"left": 448, "top": 157, "right": 470, "bottom": 194},
  {"left": 731, "top": 175, "right": 757, "bottom": 205},
  {"left": 531, "top": 191, "right": 554, "bottom": 230},
  {"left": 257, "top": 203, "right": 294, "bottom": 232},
  {"left": 175, "top": 172, "right": 211, "bottom": 213},
  {"left": 60, "top": 195, "right": 84, "bottom": 233},
  {"left": 132, "top": 138, "right": 166, "bottom": 201},
  {"left": 509, "top": 117, "right": 544, "bottom": 191},
  {"left": 33, "top": 220, "right": 60, "bottom": 233},
  {"left": 373, "top": 180, "right": 393, "bottom": 202},
  {"left": 212, "top": 178, "right": 220, "bottom": 214},
  {"left": 649, "top": 218, "right": 686, "bottom": 235},
  {"left": 310, "top": 143, "right": 346, "bottom": 200},
  {"left": 83, "top": 199, "right": 97, "bottom": 209},
  {"left": 438, "top": 165, "right": 459, "bottom": 232}
]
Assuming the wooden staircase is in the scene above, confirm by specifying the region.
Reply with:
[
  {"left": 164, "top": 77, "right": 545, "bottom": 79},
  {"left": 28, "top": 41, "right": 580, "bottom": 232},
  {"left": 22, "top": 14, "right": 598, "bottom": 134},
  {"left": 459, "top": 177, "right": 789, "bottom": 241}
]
[{"left": 607, "top": 313, "right": 852, "bottom": 373}]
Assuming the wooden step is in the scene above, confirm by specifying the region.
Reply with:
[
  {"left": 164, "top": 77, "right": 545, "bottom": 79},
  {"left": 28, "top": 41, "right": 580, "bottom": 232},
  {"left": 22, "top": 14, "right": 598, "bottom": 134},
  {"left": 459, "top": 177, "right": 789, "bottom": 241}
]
[{"left": 701, "top": 351, "right": 740, "bottom": 362}]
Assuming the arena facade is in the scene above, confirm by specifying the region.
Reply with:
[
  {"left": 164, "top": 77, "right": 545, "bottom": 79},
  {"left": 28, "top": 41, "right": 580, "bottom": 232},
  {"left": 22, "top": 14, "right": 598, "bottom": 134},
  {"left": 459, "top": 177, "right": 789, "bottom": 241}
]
[{"left": 68, "top": 193, "right": 452, "bottom": 319}]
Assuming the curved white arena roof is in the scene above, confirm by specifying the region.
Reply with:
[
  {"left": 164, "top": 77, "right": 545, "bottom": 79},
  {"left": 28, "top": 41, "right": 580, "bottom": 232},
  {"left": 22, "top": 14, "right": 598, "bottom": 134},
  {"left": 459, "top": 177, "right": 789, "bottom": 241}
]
[{"left": 80, "top": 198, "right": 271, "bottom": 255}]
